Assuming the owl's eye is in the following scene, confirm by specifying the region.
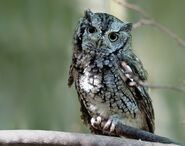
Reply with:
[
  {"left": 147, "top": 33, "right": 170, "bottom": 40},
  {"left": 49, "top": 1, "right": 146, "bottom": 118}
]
[
  {"left": 87, "top": 26, "right": 97, "bottom": 33},
  {"left": 108, "top": 32, "right": 119, "bottom": 42}
]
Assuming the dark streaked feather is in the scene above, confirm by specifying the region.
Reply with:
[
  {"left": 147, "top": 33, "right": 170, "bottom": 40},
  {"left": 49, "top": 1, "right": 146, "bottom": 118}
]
[{"left": 119, "top": 51, "right": 155, "bottom": 133}]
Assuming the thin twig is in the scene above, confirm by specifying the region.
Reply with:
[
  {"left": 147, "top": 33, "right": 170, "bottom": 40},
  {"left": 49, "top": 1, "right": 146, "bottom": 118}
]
[
  {"left": 113, "top": 0, "right": 185, "bottom": 48},
  {"left": 133, "top": 19, "right": 154, "bottom": 29},
  {"left": 113, "top": 0, "right": 185, "bottom": 92},
  {"left": 140, "top": 81, "right": 185, "bottom": 93},
  {"left": 113, "top": 0, "right": 150, "bottom": 18},
  {"left": 123, "top": 71, "right": 185, "bottom": 93},
  {"left": 133, "top": 19, "right": 185, "bottom": 48}
]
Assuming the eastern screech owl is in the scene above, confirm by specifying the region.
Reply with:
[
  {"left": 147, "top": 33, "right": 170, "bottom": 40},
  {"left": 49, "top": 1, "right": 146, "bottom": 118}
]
[{"left": 68, "top": 10, "right": 155, "bottom": 136}]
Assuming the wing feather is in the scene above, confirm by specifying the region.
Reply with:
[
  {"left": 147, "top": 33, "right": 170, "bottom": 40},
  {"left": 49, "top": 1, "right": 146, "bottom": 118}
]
[{"left": 119, "top": 52, "right": 155, "bottom": 133}]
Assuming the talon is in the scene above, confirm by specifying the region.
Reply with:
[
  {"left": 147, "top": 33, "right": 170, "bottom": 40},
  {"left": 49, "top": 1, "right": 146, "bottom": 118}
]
[
  {"left": 110, "top": 122, "right": 116, "bottom": 132},
  {"left": 102, "top": 115, "right": 122, "bottom": 134},
  {"left": 91, "top": 116, "right": 102, "bottom": 129},
  {"left": 103, "top": 119, "right": 112, "bottom": 131},
  {"left": 96, "top": 116, "right": 102, "bottom": 124},
  {"left": 91, "top": 117, "right": 96, "bottom": 127},
  {"left": 91, "top": 115, "right": 120, "bottom": 134},
  {"left": 103, "top": 119, "right": 116, "bottom": 132}
]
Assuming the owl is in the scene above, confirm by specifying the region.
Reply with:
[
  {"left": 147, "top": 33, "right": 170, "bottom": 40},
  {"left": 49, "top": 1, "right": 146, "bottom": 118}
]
[{"left": 68, "top": 10, "right": 155, "bottom": 136}]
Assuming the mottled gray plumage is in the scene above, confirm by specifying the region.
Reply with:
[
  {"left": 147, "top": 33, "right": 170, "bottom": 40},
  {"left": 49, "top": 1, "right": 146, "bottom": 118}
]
[{"left": 68, "top": 10, "right": 155, "bottom": 136}]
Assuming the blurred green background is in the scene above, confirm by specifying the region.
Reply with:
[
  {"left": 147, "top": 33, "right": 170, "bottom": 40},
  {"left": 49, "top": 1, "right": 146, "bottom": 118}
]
[{"left": 0, "top": 0, "right": 185, "bottom": 143}]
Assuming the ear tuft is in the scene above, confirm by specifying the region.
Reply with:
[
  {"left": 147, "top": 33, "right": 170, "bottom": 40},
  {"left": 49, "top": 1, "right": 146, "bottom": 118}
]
[
  {"left": 125, "top": 22, "right": 132, "bottom": 31},
  {"left": 84, "top": 9, "right": 94, "bottom": 20}
]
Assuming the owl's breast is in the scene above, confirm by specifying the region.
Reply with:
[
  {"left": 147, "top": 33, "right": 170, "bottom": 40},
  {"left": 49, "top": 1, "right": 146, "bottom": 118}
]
[
  {"left": 77, "top": 66, "right": 114, "bottom": 117},
  {"left": 78, "top": 67, "right": 102, "bottom": 95},
  {"left": 76, "top": 62, "right": 141, "bottom": 121}
]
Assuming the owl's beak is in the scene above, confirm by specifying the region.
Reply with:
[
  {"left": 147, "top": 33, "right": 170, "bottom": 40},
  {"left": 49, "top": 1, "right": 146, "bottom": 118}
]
[{"left": 96, "top": 38, "right": 103, "bottom": 49}]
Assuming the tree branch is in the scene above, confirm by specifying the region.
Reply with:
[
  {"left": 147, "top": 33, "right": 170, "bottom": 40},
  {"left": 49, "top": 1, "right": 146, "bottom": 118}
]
[
  {"left": 112, "top": 0, "right": 185, "bottom": 93},
  {"left": 0, "top": 130, "right": 181, "bottom": 146},
  {"left": 122, "top": 71, "right": 185, "bottom": 93},
  {"left": 133, "top": 19, "right": 185, "bottom": 48},
  {"left": 140, "top": 81, "right": 185, "bottom": 93},
  {"left": 113, "top": 0, "right": 185, "bottom": 49},
  {"left": 113, "top": 121, "right": 182, "bottom": 145}
]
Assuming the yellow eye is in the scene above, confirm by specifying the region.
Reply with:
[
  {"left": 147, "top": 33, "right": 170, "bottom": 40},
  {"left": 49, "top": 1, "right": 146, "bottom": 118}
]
[
  {"left": 87, "top": 26, "right": 97, "bottom": 33},
  {"left": 108, "top": 32, "right": 119, "bottom": 42}
]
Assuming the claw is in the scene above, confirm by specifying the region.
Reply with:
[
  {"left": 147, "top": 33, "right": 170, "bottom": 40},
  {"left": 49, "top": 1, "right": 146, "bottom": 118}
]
[
  {"left": 103, "top": 119, "right": 112, "bottom": 131},
  {"left": 91, "top": 115, "right": 121, "bottom": 134},
  {"left": 103, "top": 119, "right": 116, "bottom": 132},
  {"left": 96, "top": 116, "right": 102, "bottom": 124},
  {"left": 110, "top": 122, "right": 116, "bottom": 132},
  {"left": 91, "top": 116, "right": 102, "bottom": 129},
  {"left": 103, "top": 115, "right": 121, "bottom": 133},
  {"left": 91, "top": 117, "right": 96, "bottom": 127}
]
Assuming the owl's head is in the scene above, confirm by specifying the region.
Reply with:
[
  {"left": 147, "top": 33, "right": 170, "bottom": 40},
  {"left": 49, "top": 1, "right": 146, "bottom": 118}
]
[{"left": 74, "top": 10, "right": 132, "bottom": 56}]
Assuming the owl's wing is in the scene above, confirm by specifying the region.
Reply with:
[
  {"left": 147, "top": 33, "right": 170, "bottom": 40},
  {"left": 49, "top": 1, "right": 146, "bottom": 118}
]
[
  {"left": 68, "top": 58, "right": 79, "bottom": 87},
  {"left": 68, "top": 17, "right": 84, "bottom": 87},
  {"left": 118, "top": 52, "right": 155, "bottom": 133},
  {"left": 68, "top": 64, "right": 74, "bottom": 87},
  {"left": 68, "top": 51, "right": 76, "bottom": 87}
]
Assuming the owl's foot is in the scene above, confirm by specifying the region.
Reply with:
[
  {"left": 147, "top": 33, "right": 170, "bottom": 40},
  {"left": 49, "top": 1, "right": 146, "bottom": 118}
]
[
  {"left": 91, "top": 115, "right": 122, "bottom": 134},
  {"left": 91, "top": 116, "right": 102, "bottom": 129},
  {"left": 103, "top": 118, "right": 116, "bottom": 132},
  {"left": 103, "top": 115, "right": 122, "bottom": 133}
]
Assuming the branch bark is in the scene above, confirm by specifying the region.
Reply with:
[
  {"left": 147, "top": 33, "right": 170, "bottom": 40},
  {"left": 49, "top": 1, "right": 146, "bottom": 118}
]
[
  {"left": 0, "top": 130, "right": 180, "bottom": 146},
  {"left": 113, "top": 121, "right": 182, "bottom": 145}
]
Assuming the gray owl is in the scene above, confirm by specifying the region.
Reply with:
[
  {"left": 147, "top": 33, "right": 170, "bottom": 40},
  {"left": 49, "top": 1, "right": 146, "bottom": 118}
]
[{"left": 68, "top": 10, "right": 155, "bottom": 136}]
